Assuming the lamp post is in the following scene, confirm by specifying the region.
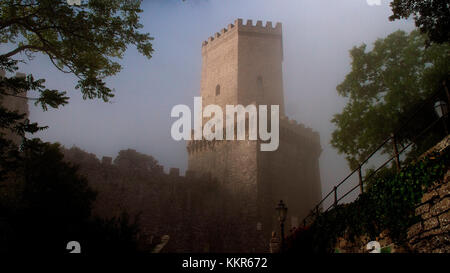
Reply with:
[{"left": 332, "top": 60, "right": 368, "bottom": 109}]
[
  {"left": 276, "top": 200, "right": 288, "bottom": 252},
  {"left": 434, "top": 100, "right": 448, "bottom": 135}
]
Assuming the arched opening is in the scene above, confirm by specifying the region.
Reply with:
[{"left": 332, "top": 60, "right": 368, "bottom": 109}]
[{"left": 215, "top": 84, "right": 220, "bottom": 96}]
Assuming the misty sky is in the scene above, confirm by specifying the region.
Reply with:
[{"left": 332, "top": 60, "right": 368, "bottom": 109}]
[{"left": 16, "top": 0, "right": 415, "bottom": 204}]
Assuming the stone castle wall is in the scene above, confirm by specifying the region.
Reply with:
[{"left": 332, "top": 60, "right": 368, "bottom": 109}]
[
  {"left": 200, "top": 19, "right": 284, "bottom": 115},
  {"left": 334, "top": 137, "right": 450, "bottom": 253},
  {"left": 258, "top": 118, "right": 322, "bottom": 234},
  {"left": 236, "top": 19, "right": 285, "bottom": 114},
  {"left": 189, "top": 19, "right": 322, "bottom": 251},
  {"left": 335, "top": 168, "right": 450, "bottom": 253},
  {"left": 200, "top": 20, "right": 239, "bottom": 110},
  {"left": 63, "top": 147, "right": 256, "bottom": 252},
  {"left": 187, "top": 139, "right": 258, "bottom": 194},
  {"left": 186, "top": 118, "right": 322, "bottom": 251},
  {"left": 407, "top": 171, "right": 450, "bottom": 252},
  {"left": 187, "top": 139, "right": 262, "bottom": 251}
]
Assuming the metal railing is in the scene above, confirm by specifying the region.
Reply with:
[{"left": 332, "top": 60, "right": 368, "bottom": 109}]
[{"left": 302, "top": 85, "right": 450, "bottom": 227}]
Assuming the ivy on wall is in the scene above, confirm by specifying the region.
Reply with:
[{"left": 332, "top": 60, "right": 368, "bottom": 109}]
[{"left": 286, "top": 147, "right": 449, "bottom": 253}]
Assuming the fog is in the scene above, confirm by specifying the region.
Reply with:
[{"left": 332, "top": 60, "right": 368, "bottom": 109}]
[{"left": 19, "top": 0, "right": 415, "bottom": 201}]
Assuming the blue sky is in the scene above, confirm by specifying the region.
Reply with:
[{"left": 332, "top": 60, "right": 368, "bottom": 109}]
[{"left": 16, "top": 0, "right": 414, "bottom": 204}]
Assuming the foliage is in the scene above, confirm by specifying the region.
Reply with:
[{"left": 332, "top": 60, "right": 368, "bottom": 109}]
[
  {"left": 286, "top": 148, "right": 449, "bottom": 253},
  {"left": 0, "top": 0, "right": 152, "bottom": 254},
  {"left": 114, "top": 149, "right": 160, "bottom": 173},
  {"left": 0, "top": 0, "right": 153, "bottom": 180},
  {"left": 389, "top": 0, "right": 450, "bottom": 45},
  {"left": 0, "top": 57, "right": 58, "bottom": 179},
  {"left": 0, "top": 0, "right": 153, "bottom": 101},
  {"left": 0, "top": 140, "right": 142, "bottom": 254},
  {"left": 331, "top": 30, "right": 450, "bottom": 170},
  {"left": 81, "top": 212, "right": 141, "bottom": 254}
]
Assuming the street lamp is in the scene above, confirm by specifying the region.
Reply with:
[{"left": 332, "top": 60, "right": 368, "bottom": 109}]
[
  {"left": 276, "top": 200, "right": 288, "bottom": 252},
  {"left": 434, "top": 100, "right": 449, "bottom": 135}
]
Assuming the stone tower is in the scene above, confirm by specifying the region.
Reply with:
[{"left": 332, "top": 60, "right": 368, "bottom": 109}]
[
  {"left": 187, "top": 19, "right": 322, "bottom": 252},
  {"left": 199, "top": 18, "right": 285, "bottom": 115}
]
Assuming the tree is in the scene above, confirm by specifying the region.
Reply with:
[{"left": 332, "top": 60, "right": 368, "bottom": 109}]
[
  {"left": 0, "top": 140, "right": 142, "bottom": 253},
  {"left": 0, "top": 140, "right": 95, "bottom": 253},
  {"left": 389, "top": 0, "right": 450, "bottom": 45},
  {"left": 114, "top": 149, "right": 160, "bottom": 173},
  {"left": 1, "top": 0, "right": 153, "bottom": 101},
  {"left": 0, "top": 0, "right": 153, "bottom": 172},
  {"left": 331, "top": 30, "right": 450, "bottom": 169},
  {"left": 0, "top": 0, "right": 153, "bottom": 253}
]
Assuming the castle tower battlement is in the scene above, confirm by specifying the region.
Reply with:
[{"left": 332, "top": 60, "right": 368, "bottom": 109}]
[
  {"left": 280, "top": 116, "right": 321, "bottom": 146},
  {"left": 202, "top": 19, "right": 282, "bottom": 50},
  {"left": 200, "top": 18, "right": 285, "bottom": 117},
  {"left": 186, "top": 117, "right": 321, "bottom": 157}
]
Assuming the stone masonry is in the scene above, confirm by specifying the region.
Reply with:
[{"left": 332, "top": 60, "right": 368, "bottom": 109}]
[
  {"left": 334, "top": 136, "right": 450, "bottom": 253},
  {"left": 187, "top": 19, "right": 322, "bottom": 252},
  {"left": 407, "top": 169, "right": 450, "bottom": 253},
  {"left": 406, "top": 135, "right": 450, "bottom": 253},
  {"left": 334, "top": 169, "right": 450, "bottom": 253}
]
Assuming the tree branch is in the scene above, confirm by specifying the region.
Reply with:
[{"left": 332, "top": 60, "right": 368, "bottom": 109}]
[
  {"left": 1, "top": 93, "right": 39, "bottom": 101},
  {"left": 0, "top": 45, "right": 45, "bottom": 59}
]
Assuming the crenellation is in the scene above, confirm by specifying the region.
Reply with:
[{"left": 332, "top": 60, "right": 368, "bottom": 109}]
[
  {"left": 202, "top": 18, "right": 282, "bottom": 50},
  {"left": 238, "top": 19, "right": 281, "bottom": 34},
  {"left": 277, "top": 117, "right": 321, "bottom": 150},
  {"left": 186, "top": 115, "right": 320, "bottom": 153},
  {"left": 202, "top": 21, "right": 236, "bottom": 49}
]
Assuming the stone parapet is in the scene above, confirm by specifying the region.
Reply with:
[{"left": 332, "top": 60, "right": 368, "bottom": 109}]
[
  {"left": 201, "top": 18, "right": 282, "bottom": 52},
  {"left": 407, "top": 169, "right": 450, "bottom": 253}
]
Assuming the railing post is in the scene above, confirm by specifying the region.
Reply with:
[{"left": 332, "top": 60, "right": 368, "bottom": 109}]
[
  {"left": 315, "top": 206, "right": 319, "bottom": 217},
  {"left": 391, "top": 133, "right": 401, "bottom": 171},
  {"left": 442, "top": 80, "right": 449, "bottom": 135},
  {"left": 443, "top": 80, "right": 450, "bottom": 106},
  {"left": 358, "top": 166, "right": 364, "bottom": 193},
  {"left": 333, "top": 186, "right": 338, "bottom": 208}
]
